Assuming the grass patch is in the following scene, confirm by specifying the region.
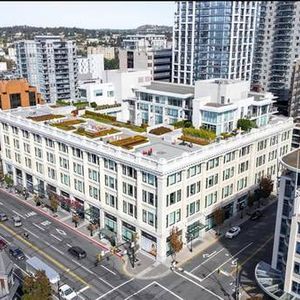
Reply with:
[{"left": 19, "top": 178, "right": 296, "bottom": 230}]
[
  {"left": 27, "top": 114, "right": 65, "bottom": 122},
  {"left": 183, "top": 127, "right": 216, "bottom": 141},
  {"left": 172, "top": 120, "right": 193, "bottom": 129},
  {"left": 108, "top": 135, "right": 148, "bottom": 150},
  {"left": 149, "top": 126, "right": 172, "bottom": 135},
  {"left": 74, "top": 127, "right": 120, "bottom": 138},
  {"left": 83, "top": 110, "right": 147, "bottom": 133}
]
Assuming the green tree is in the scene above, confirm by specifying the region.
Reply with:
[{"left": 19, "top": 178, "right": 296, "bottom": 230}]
[
  {"left": 237, "top": 118, "right": 257, "bottom": 132},
  {"left": 213, "top": 208, "right": 225, "bottom": 235},
  {"left": 259, "top": 176, "right": 274, "bottom": 199},
  {"left": 169, "top": 227, "right": 183, "bottom": 260},
  {"left": 3, "top": 174, "right": 13, "bottom": 187},
  {"left": 49, "top": 194, "right": 59, "bottom": 213},
  {"left": 22, "top": 270, "right": 51, "bottom": 300},
  {"left": 104, "top": 58, "right": 119, "bottom": 70}
]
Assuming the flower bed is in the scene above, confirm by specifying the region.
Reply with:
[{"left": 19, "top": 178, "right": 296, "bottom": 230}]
[
  {"left": 179, "top": 135, "right": 210, "bottom": 146},
  {"left": 74, "top": 127, "right": 120, "bottom": 138},
  {"left": 182, "top": 127, "right": 216, "bottom": 141},
  {"left": 83, "top": 110, "right": 146, "bottom": 132},
  {"left": 27, "top": 114, "right": 65, "bottom": 122},
  {"left": 51, "top": 119, "right": 85, "bottom": 131},
  {"left": 109, "top": 135, "right": 148, "bottom": 150},
  {"left": 149, "top": 126, "right": 172, "bottom": 135}
]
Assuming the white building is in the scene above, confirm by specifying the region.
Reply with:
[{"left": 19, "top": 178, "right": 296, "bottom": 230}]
[
  {"left": 77, "top": 54, "right": 104, "bottom": 83},
  {"left": 15, "top": 36, "right": 78, "bottom": 103},
  {"left": 87, "top": 46, "right": 115, "bottom": 60},
  {"left": 172, "top": 1, "right": 259, "bottom": 85},
  {"left": 102, "top": 69, "right": 152, "bottom": 102},
  {"left": 121, "top": 34, "right": 167, "bottom": 51},
  {"left": 0, "top": 63, "right": 7, "bottom": 72},
  {"left": 7, "top": 47, "right": 17, "bottom": 62},
  {"left": 79, "top": 81, "right": 115, "bottom": 106},
  {"left": 0, "top": 101, "right": 293, "bottom": 262}
]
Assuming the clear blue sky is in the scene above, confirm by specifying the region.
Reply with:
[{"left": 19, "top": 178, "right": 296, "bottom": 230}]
[{"left": 0, "top": 1, "right": 175, "bottom": 29}]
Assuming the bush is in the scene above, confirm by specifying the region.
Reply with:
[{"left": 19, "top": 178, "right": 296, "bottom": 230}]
[
  {"left": 90, "top": 102, "right": 97, "bottom": 108},
  {"left": 172, "top": 120, "right": 193, "bottom": 129},
  {"left": 237, "top": 119, "right": 257, "bottom": 131},
  {"left": 183, "top": 127, "right": 216, "bottom": 141},
  {"left": 149, "top": 126, "right": 172, "bottom": 135}
]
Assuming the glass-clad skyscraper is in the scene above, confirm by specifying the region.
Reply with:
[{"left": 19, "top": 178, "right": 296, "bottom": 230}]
[{"left": 172, "top": 1, "right": 259, "bottom": 85}]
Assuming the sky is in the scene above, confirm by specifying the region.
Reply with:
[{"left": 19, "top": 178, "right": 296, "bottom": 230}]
[{"left": 0, "top": 1, "right": 175, "bottom": 29}]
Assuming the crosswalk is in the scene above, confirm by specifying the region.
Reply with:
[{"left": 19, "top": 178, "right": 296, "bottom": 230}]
[{"left": 24, "top": 211, "right": 37, "bottom": 218}]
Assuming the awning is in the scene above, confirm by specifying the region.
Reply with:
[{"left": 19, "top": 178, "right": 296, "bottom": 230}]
[{"left": 99, "top": 228, "right": 116, "bottom": 240}]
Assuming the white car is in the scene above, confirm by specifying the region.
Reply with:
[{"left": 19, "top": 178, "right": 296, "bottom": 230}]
[
  {"left": 225, "top": 226, "right": 241, "bottom": 239},
  {"left": 12, "top": 216, "right": 22, "bottom": 227},
  {"left": 58, "top": 284, "right": 77, "bottom": 300}
]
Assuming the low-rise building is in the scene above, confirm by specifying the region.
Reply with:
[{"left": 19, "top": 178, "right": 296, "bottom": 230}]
[
  {"left": 121, "top": 34, "right": 167, "bottom": 51},
  {"left": 77, "top": 54, "right": 104, "bottom": 84},
  {"left": 87, "top": 46, "right": 115, "bottom": 60}
]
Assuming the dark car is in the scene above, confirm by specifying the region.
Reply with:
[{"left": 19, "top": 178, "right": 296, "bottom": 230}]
[
  {"left": 250, "top": 210, "right": 263, "bottom": 221},
  {"left": 0, "top": 238, "right": 7, "bottom": 250},
  {"left": 9, "top": 246, "right": 25, "bottom": 260},
  {"left": 67, "top": 246, "right": 87, "bottom": 259},
  {"left": 0, "top": 213, "right": 8, "bottom": 222}
]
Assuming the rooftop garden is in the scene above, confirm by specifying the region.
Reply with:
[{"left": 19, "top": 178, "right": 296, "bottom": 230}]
[
  {"left": 149, "top": 126, "right": 172, "bottom": 136},
  {"left": 172, "top": 120, "right": 193, "bottom": 129},
  {"left": 108, "top": 135, "right": 148, "bottom": 150},
  {"left": 74, "top": 127, "right": 120, "bottom": 138},
  {"left": 55, "top": 100, "right": 89, "bottom": 110},
  {"left": 83, "top": 110, "right": 147, "bottom": 133},
  {"left": 93, "top": 103, "right": 122, "bottom": 110},
  {"left": 237, "top": 118, "right": 257, "bottom": 132},
  {"left": 51, "top": 119, "right": 85, "bottom": 131},
  {"left": 27, "top": 114, "right": 65, "bottom": 122},
  {"left": 180, "top": 127, "right": 216, "bottom": 146}
]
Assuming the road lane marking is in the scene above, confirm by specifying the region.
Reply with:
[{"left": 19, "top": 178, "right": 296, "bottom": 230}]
[
  {"left": 67, "top": 243, "right": 72, "bottom": 248},
  {"left": 50, "top": 245, "right": 64, "bottom": 255},
  {"left": 229, "top": 234, "right": 274, "bottom": 276},
  {"left": 56, "top": 228, "right": 67, "bottom": 236},
  {"left": 101, "top": 265, "right": 116, "bottom": 276},
  {"left": 202, "top": 242, "right": 253, "bottom": 281},
  {"left": 0, "top": 201, "right": 3, "bottom": 205},
  {"left": 154, "top": 281, "right": 185, "bottom": 300},
  {"left": 12, "top": 210, "right": 26, "bottom": 219},
  {"left": 41, "top": 220, "right": 51, "bottom": 226},
  {"left": 77, "top": 286, "right": 90, "bottom": 294},
  {"left": 25, "top": 211, "right": 37, "bottom": 217},
  {"left": 0, "top": 223, "right": 90, "bottom": 287},
  {"left": 23, "top": 227, "right": 39, "bottom": 239},
  {"left": 50, "top": 234, "right": 62, "bottom": 242},
  {"left": 174, "top": 270, "right": 224, "bottom": 300},
  {"left": 124, "top": 282, "right": 156, "bottom": 300},
  {"left": 190, "top": 248, "right": 225, "bottom": 273},
  {"left": 33, "top": 223, "right": 45, "bottom": 231},
  {"left": 95, "top": 278, "right": 134, "bottom": 300}
]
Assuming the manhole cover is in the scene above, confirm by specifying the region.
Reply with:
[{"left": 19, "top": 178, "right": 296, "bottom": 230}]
[{"left": 157, "top": 151, "right": 166, "bottom": 155}]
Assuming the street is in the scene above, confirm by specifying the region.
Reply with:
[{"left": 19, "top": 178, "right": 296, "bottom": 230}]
[{"left": 0, "top": 188, "right": 275, "bottom": 299}]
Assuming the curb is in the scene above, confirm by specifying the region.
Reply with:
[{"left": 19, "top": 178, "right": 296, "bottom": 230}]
[{"left": 0, "top": 188, "right": 123, "bottom": 258}]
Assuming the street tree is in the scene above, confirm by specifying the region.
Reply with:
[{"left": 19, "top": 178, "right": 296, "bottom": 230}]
[
  {"left": 214, "top": 208, "right": 225, "bottom": 235},
  {"left": 247, "top": 191, "right": 256, "bottom": 209},
  {"left": 169, "top": 227, "right": 183, "bottom": 261},
  {"left": 33, "top": 194, "right": 41, "bottom": 206},
  {"left": 72, "top": 214, "right": 80, "bottom": 228},
  {"left": 22, "top": 270, "right": 51, "bottom": 300},
  {"left": 259, "top": 176, "right": 273, "bottom": 199},
  {"left": 4, "top": 174, "right": 13, "bottom": 187},
  {"left": 49, "top": 194, "right": 59, "bottom": 213},
  {"left": 87, "top": 223, "right": 98, "bottom": 236}
]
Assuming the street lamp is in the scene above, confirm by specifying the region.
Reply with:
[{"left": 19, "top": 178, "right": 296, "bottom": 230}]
[{"left": 232, "top": 259, "right": 240, "bottom": 300}]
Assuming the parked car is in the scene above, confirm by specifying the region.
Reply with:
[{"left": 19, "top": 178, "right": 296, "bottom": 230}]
[
  {"left": 0, "top": 238, "right": 7, "bottom": 250},
  {"left": 225, "top": 226, "right": 241, "bottom": 239},
  {"left": 9, "top": 246, "right": 25, "bottom": 260},
  {"left": 0, "top": 213, "right": 8, "bottom": 222},
  {"left": 12, "top": 216, "right": 22, "bottom": 227},
  {"left": 250, "top": 210, "right": 263, "bottom": 221},
  {"left": 67, "top": 246, "right": 87, "bottom": 259},
  {"left": 58, "top": 284, "right": 77, "bottom": 300}
]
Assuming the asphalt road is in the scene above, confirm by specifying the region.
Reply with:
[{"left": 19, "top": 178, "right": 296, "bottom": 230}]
[{"left": 0, "top": 188, "right": 276, "bottom": 300}]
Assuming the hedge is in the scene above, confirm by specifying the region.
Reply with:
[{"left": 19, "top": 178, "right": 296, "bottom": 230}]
[{"left": 183, "top": 127, "right": 216, "bottom": 141}]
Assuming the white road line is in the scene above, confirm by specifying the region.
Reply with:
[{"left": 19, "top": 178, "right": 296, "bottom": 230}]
[
  {"left": 12, "top": 210, "right": 26, "bottom": 219},
  {"left": 202, "top": 242, "right": 253, "bottom": 281},
  {"left": 77, "top": 286, "right": 89, "bottom": 294},
  {"left": 33, "top": 223, "right": 45, "bottom": 231},
  {"left": 23, "top": 227, "right": 39, "bottom": 239},
  {"left": 174, "top": 270, "right": 224, "bottom": 300},
  {"left": 154, "top": 281, "right": 184, "bottom": 300},
  {"left": 101, "top": 265, "right": 116, "bottom": 276},
  {"left": 124, "top": 282, "right": 155, "bottom": 300},
  {"left": 50, "top": 245, "right": 64, "bottom": 255},
  {"left": 95, "top": 278, "right": 134, "bottom": 300},
  {"left": 0, "top": 201, "right": 3, "bottom": 205},
  {"left": 66, "top": 243, "right": 72, "bottom": 248},
  {"left": 50, "top": 234, "right": 62, "bottom": 242},
  {"left": 191, "top": 248, "right": 225, "bottom": 273}
]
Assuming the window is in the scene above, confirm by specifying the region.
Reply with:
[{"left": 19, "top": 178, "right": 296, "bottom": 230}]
[
  {"left": 123, "top": 182, "right": 137, "bottom": 198},
  {"left": 205, "top": 192, "right": 217, "bottom": 208},
  {"left": 239, "top": 145, "right": 250, "bottom": 157},
  {"left": 224, "top": 151, "right": 235, "bottom": 164},
  {"left": 122, "top": 165, "right": 137, "bottom": 179},
  {"left": 58, "top": 142, "right": 68, "bottom": 153},
  {"left": 48, "top": 167, "right": 56, "bottom": 180},
  {"left": 166, "top": 189, "right": 181, "bottom": 206},
  {"left": 29, "top": 91, "right": 36, "bottom": 106},
  {"left": 60, "top": 173, "right": 70, "bottom": 186},
  {"left": 88, "top": 168, "right": 99, "bottom": 182},
  {"left": 166, "top": 209, "right": 181, "bottom": 227},
  {"left": 12, "top": 126, "right": 18, "bottom": 134},
  {"left": 123, "top": 201, "right": 136, "bottom": 218},
  {"left": 105, "top": 175, "right": 117, "bottom": 190},
  {"left": 294, "top": 262, "right": 300, "bottom": 275},
  {"left": 22, "top": 129, "right": 29, "bottom": 138},
  {"left": 34, "top": 147, "right": 42, "bottom": 159},
  {"left": 46, "top": 152, "right": 55, "bottom": 164},
  {"left": 142, "top": 209, "right": 156, "bottom": 227},
  {"left": 5, "top": 149, "right": 11, "bottom": 159},
  {"left": 256, "top": 155, "right": 266, "bottom": 167},
  {"left": 206, "top": 158, "right": 219, "bottom": 170},
  {"left": 206, "top": 174, "right": 218, "bottom": 188},
  {"left": 74, "top": 179, "right": 84, "bottom": 193},
  {"left": 33, "top": 134, "right": 41, "bottom": 143},
  {"left": 237, "top": 177, "right": 248, "bottom": 191},
  {"left": 9, "top": 93, "right": 21, "bottom": 108},
  {"left": 186, "top": 200, "right": 200, "bottom": 217},
  {"left": 74, "top": 163, "right": 84, "bottom": 176},
  {"left": 94, "top": 90, "right": 103, "bottom": 97},
  {"left": 187, "top": 164, "right": 201, "bottom": 178},
  {"left": 187, "top": 181, "right": 201, "bottom": 197},
  {"left": 257, "top": 139, "right": 267, "bottom": 151},
  {"left": 59, "top": 157, "right": 69, "bottom": 170},
  {"left": 105, "top": 193, "right": 117, "bottom": 208},
  {"left": 222, "top": 184, "right": 233, "bottom": 199},
  {"left": 268, "top": 150, "right": 277, "bottom": 162},
  {"left": 72, "top": 147, "right": 83, "bottom": 159},
  {"left": 167, "top": 172, "right": 182, "bottom": 186},
  {"left": 3, "top": 135, "right": 10, "bottom": 145},
  {"left": 270, "top": 135, "right": 278, "bottom": 146},
  {"left": 104, "top": 158, "right": 117, "bottom": 171},
  {"left": 25, "top": 157, "right": 31, "bottom": 168},
  {"left": 292, "top": 281, "right": 300, "bottom": 295},
  {"left": 223, "top": 167, "right": 234, "bottom": 181},
  {"left": 89, "top": 186, "right": 99, "bottom": 200},
  {"left": 142, "top": 172, "right": 157, "bottom": 186},
  {"left": 45, "top": 138, "right": 54, "bottom": 148},
  {"left": 87, "top": 153, "right": 99, "bottom": 165},
  {"left": 15, "top": 153, "right": 21, "bottom": 163},
  {"left": 238, "top": 161, "right": 249, "bottom": 173},
  {"left": 142, "top": 190, "right": 157, "bottom": 206},
  {"left": 13, "top": 139, "right": 20, "bottom": 149}
]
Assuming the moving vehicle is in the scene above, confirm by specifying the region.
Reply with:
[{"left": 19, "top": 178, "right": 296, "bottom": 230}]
[
  {"left": 0, "top": 238, "right": 7, "bottom": 250},
  {"left": 67, "top": 246, "right": 87, "bottom": 259},
  {"left": 9, "top": 246, "right": 25, "bottom": 260},
  {"left": 26, "top": 256, "right": 60, "bottom": 292},
  {"left": 0, "top": 213, "right": 8, "bottom": 222},
  {"left": 250, "top": 210, "right": 263, "bottom": 221},
  {"left": 225, "top": 226, "right": 241, "bottom": 239},
  {"left": 12, "top": 216, "right": 22, "bottom": 227},
  {"left": 58, "top": 284, "right": 77, "bottom": 300}
]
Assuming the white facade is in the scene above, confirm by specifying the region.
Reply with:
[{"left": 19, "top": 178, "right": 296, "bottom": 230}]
[
  {"left": 121, "top": 34, "right": 167, "bottom": 51},
  {"left": 77, "top": 54, "right": 104, "bottom": 83},
  {"left": 172, "top": 1, "right": 259, "bottom": 85},
  {"left": 102, "top": 69, "right": 152, "bottom": 102},
  {"left": 7, "top": 47, "right": 17, "bottom": 62},
  {"left": 0, "top": 104, "right": 293, "bottom": 262},
  {"left": 79, "top": 81, "right": 115, "bottom": 106},
  {"left": 87, "top": 46, "right": 115, "bottom": 60},
  {"left": 0, "top": 63, "right": 7, "bottom": 72}
]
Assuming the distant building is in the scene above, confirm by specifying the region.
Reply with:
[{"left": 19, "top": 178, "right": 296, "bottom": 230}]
[
  {"left": 7, "top": 47, "right": 17, "bottom": 63},
  {"left": 87, "top": 46, "right": 115, "bottom": 60},
  {"left": 0, "top": 63, "right": 7, "bottom": 72},
  {"left": 121, "top": 34, "right": 167, "bottom": 51},
  {"left": 15, "top": 36, "right": 78, "bottom": 103},
  {"left": 0, "top": 79, "right": 43, "bottom": 110},
  {"left": 77, "top": 54, "right": 104, "bottom": 83}
]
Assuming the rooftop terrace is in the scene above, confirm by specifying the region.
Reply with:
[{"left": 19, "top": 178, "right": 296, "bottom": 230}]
[{"left": 142, "top": 81, "right": 194, "bottom": 96}]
